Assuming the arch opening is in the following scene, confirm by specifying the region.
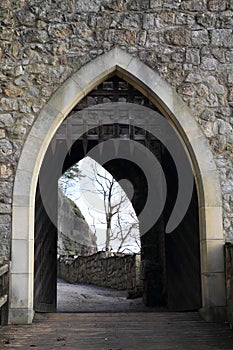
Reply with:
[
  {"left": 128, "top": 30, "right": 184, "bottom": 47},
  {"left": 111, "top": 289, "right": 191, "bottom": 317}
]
[
  {"left": 34, "top": 114, "right": 201, "bottom": 313},
  {"left": 10, "top": 48, "right": 225, "bottom": 324},
  {"left": 56, "top": 157, "right": 143, "bottom": 313}
]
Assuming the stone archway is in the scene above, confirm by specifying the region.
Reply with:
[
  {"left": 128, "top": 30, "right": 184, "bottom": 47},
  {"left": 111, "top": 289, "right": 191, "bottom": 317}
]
[{"left": 9, "top": 47, "right": 225, "bottom": 324}]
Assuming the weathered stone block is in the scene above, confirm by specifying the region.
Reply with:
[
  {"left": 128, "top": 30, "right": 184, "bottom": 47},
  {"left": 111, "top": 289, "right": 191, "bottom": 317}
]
[
  {"left": 126, "top": 0, "right": 150, "bottom": 11},
  {"left": 0, "top": 28, "right": 13, "bottom": 41},
  {"left": 228, "top": 86, "right": 233, "bottom": 101},
  {"left": 0, "top": 165, "right": 12, "bottom": 179},
  {"left": 201, "top": 57, "right": 218, "bottom": 71},
  {"left": 191, "top": 30, "right": 209, "bottom": 46},
  {"left": 196, "top": 13, "right": 216, "bottom": 28},
  {"left": 149, "top": 0, "right": 162, "bottom": 9},
  {"left": 142, "top": 13, "right": 155, "bottom": 30},
  {"left": 48, "top": 24, "right": 73, "bottom": 39},
  {"left": 123, "top": 30, "right": 137, "bottom": 45},
  {"left": 123, "top": 14, "right": 141, "bottom": 28},
  {"left": 3, "top": 82, "right": 22, "bottom": 98},
  {"left": 164, "top": 27, "right": 191, "bottom": 46},
  {"left": 0, "top": 215, "right": 11, "bottom": 225},
  {"left": 185, "top": 72, "right": 202, "bottom": 83},
  {"left": 175, "top": 13, "right": 195, "bottom": 26},
  {"left": 178, "top": 83, "right": 196, "bottom": 97},
  {"left": 226, "top": 51, "right": 233, "bottom": 63},
  {"left": 137, "top": 30, "right": 147, "bottom": 46},
  {"left": 181, "top": 0, "right": 207, "bottom": 11},
  {"left": 15, "top": 9, "right": 36, "bottom": 26},
  {"left": 211, "top": 29, "right": 233, "bottom": 47},
  {"left": 200, "top": 109, "right": 215, "bottom": 121},
  {"left": 145, "top": 30, "right": 159, "bottom": 48},
  {"left": 156, "top": 10, "right": 175, "bottom": 27},
  {"left": 186, "top": 48, "right": 201, "bottom": 64},
  {"left": 0, "top": 203, "right": 11, "bottom": 214},
  {"left": 0, "top": 139, "right": 12, "bottom": 156},
  {"left": 207, "top": 0, "right": 227, "bottom": 11},
  {"left": 0, "top": 129, "right": 6, "bottom": 138},
  {"left": 24, "top": 29, "right": 48, "bottom": 43},
  {"left": 213, "top": 119, "right": 232, "bottom": 135},
  {"left": 75, "top": 0, "right": 101, "bottom": 12}
]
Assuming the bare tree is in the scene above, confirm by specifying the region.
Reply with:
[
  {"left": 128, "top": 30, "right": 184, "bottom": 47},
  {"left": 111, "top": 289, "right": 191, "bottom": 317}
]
[
  {"left": 113, "top": 211, "right": 140, "bottom": 253},
  {"left": 93, "top": 169, "right": 130, "bottom": 251},
  {"left": 59, "top": 157, "right": 140, "bottom": 253},
  {"left": 59, "top": 163, "right": 82, "bottom": 195}
]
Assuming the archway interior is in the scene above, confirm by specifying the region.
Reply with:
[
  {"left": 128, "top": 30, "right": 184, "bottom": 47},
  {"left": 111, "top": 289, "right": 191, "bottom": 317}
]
[{"left": 34, "top": 76, "right": 201, "bottom": 313}]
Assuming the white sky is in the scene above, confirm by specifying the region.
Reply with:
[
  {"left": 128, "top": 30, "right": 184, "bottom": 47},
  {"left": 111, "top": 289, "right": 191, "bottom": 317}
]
[{"left": 59, "top": 157, "right": 140, "bottom": 253}]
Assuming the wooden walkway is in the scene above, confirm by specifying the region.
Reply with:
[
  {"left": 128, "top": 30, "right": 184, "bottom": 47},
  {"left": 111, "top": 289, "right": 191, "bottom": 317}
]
[{"left": 1, "top": 312, "right": 233, "bottom": 349}]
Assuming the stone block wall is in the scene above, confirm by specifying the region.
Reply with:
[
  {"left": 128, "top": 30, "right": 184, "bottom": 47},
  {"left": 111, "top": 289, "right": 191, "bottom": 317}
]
[
  {"left": 1, "top": 1, "right": 233, "bottom": 259},
  {"left": 57, "top": 251, "right": 142, "bottom": 294}
]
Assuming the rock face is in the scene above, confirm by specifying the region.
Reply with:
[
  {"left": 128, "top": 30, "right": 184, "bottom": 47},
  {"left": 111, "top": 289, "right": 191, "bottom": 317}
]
[{"left": 57, "top": 189, "right": 97, "bottom": 257}]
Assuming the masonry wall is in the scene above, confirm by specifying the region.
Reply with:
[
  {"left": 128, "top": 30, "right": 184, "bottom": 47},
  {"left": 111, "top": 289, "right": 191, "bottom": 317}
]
[
  {"left": 0, "top": 0, "right": 233, "bottom": 259},
  {"left": 57, "top": 251, "right": 143, "bottom": 293}
]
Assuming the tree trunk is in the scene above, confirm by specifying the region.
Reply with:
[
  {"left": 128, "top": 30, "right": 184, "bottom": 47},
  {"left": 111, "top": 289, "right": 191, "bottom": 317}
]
[{"left": 105, "top": 218, "right": 111, "bottom": 251}]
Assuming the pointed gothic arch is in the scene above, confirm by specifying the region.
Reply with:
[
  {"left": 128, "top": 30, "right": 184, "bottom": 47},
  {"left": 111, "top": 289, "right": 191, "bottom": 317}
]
[{"left": 10, "top": 47, "right": 225, "bottom": 324}]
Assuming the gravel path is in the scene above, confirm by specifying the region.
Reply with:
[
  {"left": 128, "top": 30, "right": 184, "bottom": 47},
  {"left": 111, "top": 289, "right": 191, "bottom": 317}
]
[{"left": 57, "top": 278, "right": 151, "bottom": 313}]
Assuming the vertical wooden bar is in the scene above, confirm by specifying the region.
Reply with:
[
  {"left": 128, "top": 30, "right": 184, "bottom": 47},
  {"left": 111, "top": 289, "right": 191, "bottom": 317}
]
[{"left": 0, "top": 262, "right": 9, "bottom": 325}]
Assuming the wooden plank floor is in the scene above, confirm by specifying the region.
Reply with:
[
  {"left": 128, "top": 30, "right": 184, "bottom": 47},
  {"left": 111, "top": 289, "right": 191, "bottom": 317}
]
[{"left": 1, "top": 312, "right": 233, "bottom": 350}]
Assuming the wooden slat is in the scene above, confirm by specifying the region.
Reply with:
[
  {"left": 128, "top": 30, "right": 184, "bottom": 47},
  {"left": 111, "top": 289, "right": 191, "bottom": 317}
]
[
  {"left": 55, "top": 129, "right": 157, "bottom": 142},
  {"left": 1, "top": 312, "right": 233, "bottom": 349},
  {"left": 52, "top": 75, "right": 159, "bottom": 151},
  {"left": 0, "top": 264, "right": 8, "bottom": 277},
  {"left": 0, "top": 294, "right": 7, "bottom": 308},
  {"left": 34, "top": 179, "right": 57, "bottom": 313}
]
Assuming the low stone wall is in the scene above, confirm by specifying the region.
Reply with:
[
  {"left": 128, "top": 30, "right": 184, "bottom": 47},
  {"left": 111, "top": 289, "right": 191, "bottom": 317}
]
[{"left": 57, "top": 251, "right": 142, "bottom": 295}]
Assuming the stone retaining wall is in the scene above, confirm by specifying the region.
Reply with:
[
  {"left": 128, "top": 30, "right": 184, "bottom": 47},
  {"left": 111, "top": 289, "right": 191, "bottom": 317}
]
[{"left": 57, "top": 251, "right": 142, "bottom": 294}]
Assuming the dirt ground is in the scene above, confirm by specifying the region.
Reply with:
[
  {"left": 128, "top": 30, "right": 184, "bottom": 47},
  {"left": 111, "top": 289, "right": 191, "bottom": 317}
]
[{"left": 57, "top": 278, "right": 153, "bottom": 313}]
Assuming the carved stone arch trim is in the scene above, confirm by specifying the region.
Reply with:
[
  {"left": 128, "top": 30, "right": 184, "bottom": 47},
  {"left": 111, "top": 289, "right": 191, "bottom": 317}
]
[{"left": 9, "top": 47, "right": 225, "bottom": 324}]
